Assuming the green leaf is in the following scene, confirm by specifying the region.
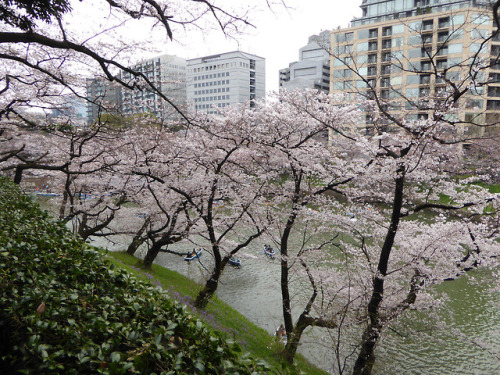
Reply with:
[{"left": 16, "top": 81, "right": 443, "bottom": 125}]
[{"left": 110, "top": 351, "right": 121, "bottom": 363}]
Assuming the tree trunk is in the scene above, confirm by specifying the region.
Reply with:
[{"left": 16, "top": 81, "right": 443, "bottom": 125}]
[
  {"left": 194, "top": 262, "right": 224, "bottom": 308},
  {"left": 283, "top": 315, "right": 312, "bottom": 363},
  {"left": 13, "top": 166, "right": 23, "bottom": 184},
  {"left": 352, "top": 168, "right": 405, "bottom": 375},
  {"left": 143, "top": 241, "right": 163, "bottom": 268},
  {"left": 281, "top": 171, "right": 302, "bottom": 363},
  {"left": 127, "top": 217, "right": 150, "bottom": 255}
]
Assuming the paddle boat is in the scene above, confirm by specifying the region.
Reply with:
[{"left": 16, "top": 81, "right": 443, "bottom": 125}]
[
  {"left": 228, "top": 258, "right": 241, "bottom": 267},
  {"left": 264, "top": 245, "right": 276, "bottom": 259},
  {"left": 184, "top": 249, "right": 202, "bottom": 261}
]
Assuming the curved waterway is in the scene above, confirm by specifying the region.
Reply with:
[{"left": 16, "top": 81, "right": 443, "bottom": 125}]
[
  {"left": 35, "top": 194, "right": 499, "bottom": 374},
  {"left": 128, "top": 241, "right": 499, "bottom": 375}
]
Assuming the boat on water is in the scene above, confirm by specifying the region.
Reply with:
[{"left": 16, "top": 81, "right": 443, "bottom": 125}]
[
  {"left": 184, "top": 249, "right": 202, "bottom": 261},
  {"left": 264, "top": 245, "right": 276, "bottom": 258},
  {"left": 228, "top": 258, "right": 241, "bottom": 267},
  {"left": 35, "top": 192, "right": 61, "bottom": 197}
]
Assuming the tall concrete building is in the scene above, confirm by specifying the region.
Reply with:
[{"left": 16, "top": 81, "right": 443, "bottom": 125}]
[
  {"left": 330, "top": 0, "right": 499, "bottom": 128},
  {"left": 186, "top": 51, "right": 265, "bottom": 114},
  {"left": 86, "top": 78, "right": 122, "bottom": 125},
  {"left": 120, "top": 54, "right": 187, "bottom": 123},
  {"left": 279, "top": 31, "right": 331, "bottom": 93}
]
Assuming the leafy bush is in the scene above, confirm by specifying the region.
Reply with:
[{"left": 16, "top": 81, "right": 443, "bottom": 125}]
[{"left": 0, "top": 177, "right": 270, "bottom": 374}]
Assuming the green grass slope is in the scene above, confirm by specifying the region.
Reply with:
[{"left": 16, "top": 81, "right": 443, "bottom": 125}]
[{"left": 0, "top": 177, "right": 270, "bottom": 374}]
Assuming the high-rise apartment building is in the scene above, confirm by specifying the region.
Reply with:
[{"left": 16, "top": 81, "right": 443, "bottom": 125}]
[
  {"left": 86, "top": 78, "right": 122, "bottom": 125},
  {"left": 330, "top": 0, "right": 499, "bottom": 128},
  {"left": 186, "top": 51, "right": 265, "bottom": 114},
  {"left": 279, "top": 31, "right": 331, "bottom": 92},
  {"left": 120, "top": 54, "right": 187, "bottom": 123}
]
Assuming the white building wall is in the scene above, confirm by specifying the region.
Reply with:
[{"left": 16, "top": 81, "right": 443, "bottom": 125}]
[{"left": 187, "top": 51, "right": 265, "bottom": 113}]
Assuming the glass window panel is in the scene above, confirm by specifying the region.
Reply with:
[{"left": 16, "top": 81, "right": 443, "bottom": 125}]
[
  {"left": 470, "top": 43, "right": 487, "bottom": 54},
  {"left": 390, "top": 76, "right": 402, "bottom": 85},
  {"left": 356, "top": 80, "right": 368, "bottom": 88},
  {"left": 406, "top": 75, "right": 420, "bottom": 85},
  {"left": 393, "top": 24, "right": 405, "bottom": 34},
  {"left": 449, "top": 43, "right": 463, "bottom": 54},
  {"left": 471, "top": 29, "right": 489, "bottom": 39},
  {"left": 357, "top": 42, "right": 369, "bottom": 52},
  {"left": 406, "top": 88, "right": 419, "bottom": 97},
  {"left": 358, "top": 30, "right": 369, "bottom": 39},
  {"left": 471, "top": 14, "right": 490, "bottom": 25},
  {"left": 357, "top": 55, "right": 368, "bottom": 64}
]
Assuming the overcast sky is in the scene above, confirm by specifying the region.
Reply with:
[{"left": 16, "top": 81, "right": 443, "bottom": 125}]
[
  {"left": 166, "top": 1, "right": 362, "bottom": 93},
  {"left": 71, "top": 1, "right": 361, "bottom": 93}
]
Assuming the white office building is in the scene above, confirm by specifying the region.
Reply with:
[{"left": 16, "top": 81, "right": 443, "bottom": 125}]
[
  {"left": 186, "top": 51, "right": 265, "bottom": 114},
  {"left": 279, "top": 31, "right": 331, "bottom": 93}
]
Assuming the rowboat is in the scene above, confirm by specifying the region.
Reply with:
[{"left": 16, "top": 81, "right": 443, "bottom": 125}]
[
  {"left": 264, "top": 246, "right": 276, "bottom": 258},
  {"left": 184, "top": 249, "right": 202, "bottom": 261},
  {"left": 228, "top": 258, "right": 241, "bottom": 267}
]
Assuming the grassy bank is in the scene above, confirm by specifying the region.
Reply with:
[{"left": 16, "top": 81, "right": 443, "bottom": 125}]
[
  {"left": 0, "top": 176, "right": 327, "bottom": 374},
  {"left": 0, "top": 177, "right": 267, "bottom": 374},
  {"left": 105, "top": 251, "right": 328, "bottom": 375}
]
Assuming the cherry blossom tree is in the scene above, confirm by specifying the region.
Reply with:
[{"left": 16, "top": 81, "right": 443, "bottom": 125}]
[
  {"left": 244, "top": 89, "right": 499, "bottom": 373},
  {"left": 159, "top": 108, "right": 270, "bottom": 309}
]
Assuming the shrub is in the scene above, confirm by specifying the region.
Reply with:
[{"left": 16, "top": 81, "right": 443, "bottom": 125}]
[{"left": 0, "top": 177, "right": 269, "bottom": 374}]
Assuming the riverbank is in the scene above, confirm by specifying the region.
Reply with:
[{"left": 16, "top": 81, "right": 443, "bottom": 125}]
[
  {"left": 0, "top": 176, "right": 326, "bottom": 374},
  {"left": 105, "top": 251, "right": 328, "bottom": 375}
]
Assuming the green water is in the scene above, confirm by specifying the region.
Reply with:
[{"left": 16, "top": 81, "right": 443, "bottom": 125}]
[{"left": 377, "top": 271, "right": 500, "bottom": 375}]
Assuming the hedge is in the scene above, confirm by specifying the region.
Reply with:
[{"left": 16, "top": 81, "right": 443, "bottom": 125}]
[{"left": 0, "top": 177, "right": 270, "bottom": 374}]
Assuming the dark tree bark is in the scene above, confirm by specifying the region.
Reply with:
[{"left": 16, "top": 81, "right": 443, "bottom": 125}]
[
  {"left": 352, "top": 165, "right": 405, "bottom": 375},
  {"left": 126, "top": 217, "right": 150, "bottom": 255}
]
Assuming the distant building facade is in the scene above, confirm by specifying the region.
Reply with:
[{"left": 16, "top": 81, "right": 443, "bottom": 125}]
[
  {"left": 120, "top": 54, "right": 187, "bottom": 123},
  {"left": 330, "top": 0, "right": 499, "bottom": 128},
  {"left": 279, "top": 31, "right": 331, "bottom": 93},
  {"left": 86, "top": 78, "right": 122, "bottom": 125},
  {"left": 186, "top": 51, "right": 265, "bottom": 113},
  {"left": 50, "top": 95, "right": 87, "bottom": 127}
]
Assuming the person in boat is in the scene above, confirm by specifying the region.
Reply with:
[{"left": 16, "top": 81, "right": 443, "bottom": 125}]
[{"left": 264, "top": 244, "right": 270, "bottom": 252}]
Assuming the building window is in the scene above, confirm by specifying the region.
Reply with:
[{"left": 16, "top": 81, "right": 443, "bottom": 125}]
[
  {"left": 420, "top": 74, "right": 431, "bottom": 85},
  {"left": 382, "top": 26, "right": 392, "bottom": 37},
  {"left": 421, "top": 60, "right": 432, "bottom": 70},
  {"left": 369, "top": 28, "right": 378, "bottom": 39},
  {"left": 438, "top": 17, "right": 450, "bottom": 29},
  {"left": 486, "top": 100, "right": 500, "bottom": 109},
  {"left": 436, "top": 59, "right": 448, "bottom": 69},
  {"left": 368, "top": 41, "right": 378, "bottom": 51},
  {"left": 488, "top": 86, "right": 500, "bottom": 97},
  {"left": 367, "top": 66, "right": 377, "bottom": 76},
  {"left": 422, "top": 34, "right": 432, "bottom": 44},
  {"left": 368, "top": 54, "right": 377, "bottom": 64},
  {"left": 381, "top": 64, "right": 391, "bottom": 75},
  {"left": 382, "top": 52, "right": 391, "bottom": 62},
  {"left": 382, "top": 39, "right": 392, "bottom": 49},
  {"left": 438, "top": 31, "right": 449, "bottom": 43},
  {"left": 419, "top": 87, "right": 430, "bottom": 97},
  {"left": 489, "top": 72, "right": 500, "bottom": 82},
  {"left": 422, "top": 20, "right": 433, "bottom": 31},
  {"left": 421, "top": 46, "right": 432, "bottom": 57}
]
